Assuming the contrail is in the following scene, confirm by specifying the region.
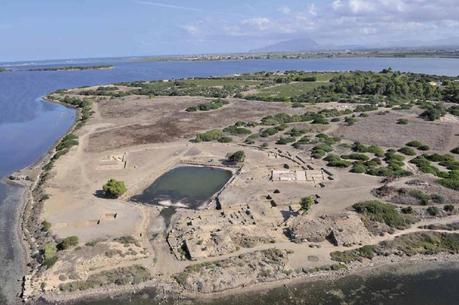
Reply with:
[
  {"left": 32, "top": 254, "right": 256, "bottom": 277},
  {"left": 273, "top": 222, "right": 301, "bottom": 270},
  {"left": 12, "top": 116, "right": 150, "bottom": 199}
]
[{"left": 133, "top": 0, "right": 202, "bottom": 12}]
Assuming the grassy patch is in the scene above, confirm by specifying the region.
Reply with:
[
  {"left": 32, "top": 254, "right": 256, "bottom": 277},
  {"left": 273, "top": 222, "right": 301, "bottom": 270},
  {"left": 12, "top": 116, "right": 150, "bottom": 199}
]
[
  {"left": 352, "top": 200, "right": 412, "bottom": 229},
  {"left": 331, "top": 232, "right": 459, "bottom": 263},
  {"left": 59, "top": 265, "right": 151, "bottom": 292}
]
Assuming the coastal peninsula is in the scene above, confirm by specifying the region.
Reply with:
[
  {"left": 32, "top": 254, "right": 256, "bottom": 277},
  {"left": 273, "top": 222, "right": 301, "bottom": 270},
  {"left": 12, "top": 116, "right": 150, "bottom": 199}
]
[
  {"left": 28, "top": 65, "right": 113, "bottom": 72},
  {"left": 18, "top": 70, "right": 459, "bottom": 303}
]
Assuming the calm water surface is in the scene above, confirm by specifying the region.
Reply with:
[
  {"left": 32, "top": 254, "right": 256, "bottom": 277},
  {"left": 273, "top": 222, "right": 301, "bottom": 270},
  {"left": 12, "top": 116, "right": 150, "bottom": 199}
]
[
  {"left": 1, "top": 57, "right": 458, "bottom": 304},
  {"left": 131, "top": 166, "right": 232, "bottom": 209}
]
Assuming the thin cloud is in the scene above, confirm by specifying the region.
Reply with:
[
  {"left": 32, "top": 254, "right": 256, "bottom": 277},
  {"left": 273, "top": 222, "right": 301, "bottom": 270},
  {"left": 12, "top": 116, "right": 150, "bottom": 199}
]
[{"left": 133, "top": 0, "right": 202, "bottom": 12}]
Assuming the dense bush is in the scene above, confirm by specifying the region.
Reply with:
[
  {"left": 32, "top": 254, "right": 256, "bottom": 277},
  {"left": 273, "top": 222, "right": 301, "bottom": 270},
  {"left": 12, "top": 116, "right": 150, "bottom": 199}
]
[
  {"left": 300, "top": 196, "right": 315, "bottom": 212},
  {"left": 227, "top": 150, "right": 245, "bottom": 163},
  {"left": 57, "top": 236, "right": 79, "bottom": 250},
  {"left": 56, "top": 134, "right": 79, "bottom": 151},
  {"left": 186, "top": 99, "right": 228, "bottom": 112},
  {"left": 426, "top": 206, "right": 440, "bottom": 216},
  {"left": 195, "top": 129, "right": 223, "bottom": 142},
  {"left": 397, "top": 119, "right": 408, "bottom": 125},
  {"left": 398, "top": 147, "right": 416, "bottom": 156},
  {"left": 324, "top": 154, "right": 351, "bottom": 167},
  {"left": 102, "top": 179, "right": 127, "bottom": 198},
  {"left": 276, "top": 137, "right": 296, "bottom": 145},
  {"left": 352, "top": 200, "right": 411, "bottom": 229},
  {"left": 42, "top": 243, "right": 58, "bottom": 268}
]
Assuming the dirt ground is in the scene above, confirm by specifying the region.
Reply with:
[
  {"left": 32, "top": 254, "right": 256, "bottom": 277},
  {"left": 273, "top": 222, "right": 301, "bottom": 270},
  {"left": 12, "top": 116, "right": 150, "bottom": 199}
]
[
  {"left": 332, "top": 111, "right": 458, "bottom": 152},
  {"left": 88, "top": 96, "right": 308, "bottom": 152}
]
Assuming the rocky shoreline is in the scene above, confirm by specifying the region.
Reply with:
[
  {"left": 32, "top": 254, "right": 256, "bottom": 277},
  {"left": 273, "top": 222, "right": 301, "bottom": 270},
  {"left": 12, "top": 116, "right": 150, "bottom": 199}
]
[
  {"left": 31, "top": 253, "right": 459, "bottom": 304},
  {"left": 10, "top": 96, "right": 80, "bottom": 304}
]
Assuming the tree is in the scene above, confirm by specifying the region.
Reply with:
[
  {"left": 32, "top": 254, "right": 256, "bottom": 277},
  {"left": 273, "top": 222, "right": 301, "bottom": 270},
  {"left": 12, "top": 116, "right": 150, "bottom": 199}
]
[
  {"left": 103, "top": 178, "right": 127, "bottom": 198},
  {"left": 227, "top": 150, "right": 246, "bottom": 163},
  {"left": 300, "top": 196, "right": 315, "bottom": 213}
]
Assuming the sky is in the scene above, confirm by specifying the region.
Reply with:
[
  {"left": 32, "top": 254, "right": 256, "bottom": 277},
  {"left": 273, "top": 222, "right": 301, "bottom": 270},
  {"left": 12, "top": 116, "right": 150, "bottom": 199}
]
[{"left": 0, "top": 0, "right": 458, "bottom": 62}]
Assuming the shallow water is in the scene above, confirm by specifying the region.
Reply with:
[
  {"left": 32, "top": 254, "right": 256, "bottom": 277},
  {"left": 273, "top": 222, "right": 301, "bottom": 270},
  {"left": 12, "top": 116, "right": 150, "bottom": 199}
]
[
  {"left": 1, "top": 56, "right": 459, "bottom": 304},
  {"left": 131, "top": 166, "right": 232, "bottom": 209},
  {"left": 64, "top": 263, "right": 459, "bottom": 305}
]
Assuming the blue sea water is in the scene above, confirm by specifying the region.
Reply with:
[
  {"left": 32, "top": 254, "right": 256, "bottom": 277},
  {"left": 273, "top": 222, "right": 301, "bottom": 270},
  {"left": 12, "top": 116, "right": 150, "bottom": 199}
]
[{"left": 0, "top": 57, "right": 458, "bottom": 304}]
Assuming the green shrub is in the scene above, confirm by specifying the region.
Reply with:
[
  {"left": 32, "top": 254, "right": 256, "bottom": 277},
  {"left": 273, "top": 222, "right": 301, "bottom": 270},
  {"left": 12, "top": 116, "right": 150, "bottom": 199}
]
[
  {"left": 406, "top": 140, "right": 423, "bottom": 148},
  {"left": 397, "top": 119, "right": 408, "bottom": 125},
  {"left": 398, "top": 147, "right": 416, "bottom": 156},
  {"left": 42, "top": 220, "right": 52, "bottom": 232},
  {"left": 57, "top": 236, "right": 79, "bottom": 250},
  {"left": 341, "top": 153, "right": 369, "bottom": 161},
  {"left": 344, "top": 116, "right": 357, "bottom": 126},
  {"left": 227, "top": 150, "right": 245, "bottom": 163},
  {"left": 311, "top": 114, "right": 328, "bottom": 124},
  {"left": 259, "top": 127, "right": 278, "bottom": 137},
  {"left": 195, "top": 129, "right": 223, "bottom": 142},
  {"left": 102, "top": 179, "right": 127, "bottom": 198},
  {"left": 56, "top": 134, "right": 79, "bottom": 151},
  {"left": 287, "top": 128, "right": 306, "bottom": 137},
  {"left": 187, "top": 99, "right": 228, "bottom": 112},
  {"left": 300, "top": 196, "right": 315, "bottom": 212},
  {"left": 351, "top": 162, "right": 367, "bottom": 173},
  {"left": 223, "top": 125, "right": 251, "bottom": 135},
  {"left": 43, "top": 243, "right": 58, "bottom": 268},
  {"left": 451, "top": 147, "right": 459, "bottom": 155},
  {"left": 408, "top": 189, "right": 430, "bottom": 205},
  {"left": 352, "top": 200, "right": 411, "bottom": 229},
  {"left": 276, "top": 137, "right": 296, "bottom": 145},
  {"left": 218, "top": 136, "right": 232, "bottom": 143},
  {"left": 316, "top": 133, "right": 340, "bottom": 145},
  {"left": 426, "top": 206, "right": 440, "bottom": 216},
  {"left": 444, "top": 205, "right": 455, "bottom": 212},
  {"left": 401, "top": 206, "right": 413, "bottom": 214},
  {"left": 324, "top": 154, "right": 351, "bottom": 167},
  {"left": 438, "top": 170, "right": 459, "bottom": 191}
]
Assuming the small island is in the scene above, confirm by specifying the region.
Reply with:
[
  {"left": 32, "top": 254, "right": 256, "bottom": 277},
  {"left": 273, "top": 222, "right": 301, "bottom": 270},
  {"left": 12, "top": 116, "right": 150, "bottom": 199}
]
[
  {"left": 28, "top": 65, "right": 113, "bottom": 72},
  {"left": 0, "top": 67, "right": 9, "bottom": 72},
  {"left": 19, "top": 70, "right": 459, "bottom": 303}
]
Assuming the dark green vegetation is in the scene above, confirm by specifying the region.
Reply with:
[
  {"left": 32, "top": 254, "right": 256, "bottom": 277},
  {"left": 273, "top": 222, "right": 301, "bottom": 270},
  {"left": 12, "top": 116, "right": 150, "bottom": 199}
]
[
  {"left": 345, "top": 144, "right": 412, "bottom": 178},
  {"left": 409, "top": 154, "right": 459, "bottom": 190},
  {"left": 324, "top": 154, "right": 352, "bottom": 168},
  {"left": 195, "top": 129, "right": 224, "bottom": 142},
  {"left": 331, "top": 232, "right": 459, "bottom": 263},
  {"left": 300, "top": 196, "right": 315, "bottom": 212},
  {"left": 41, "top": 220, "right": 51, "bottom": 232},
  {"left": 29, "top": 65, "right": 113, "bottom": 72},
  {"left": 53, "top": 95, "right": 93, "bottom": 128},
  {"left": 227, "top": 150, "right": 246, "bottom": 163},
  {"left": 59, "top": 265, "right": 151, "bottom": 292},
  {"left": 119, "top": 78, "right": 251, "bottom": 98},
  {"left": 185, "top": 99, "right": 228, "bottom": 112},
  {"left": 0, "top": 67, "right": 8, "bottom": 72},
  {"left": 102, "top": 179, "right": 127, "bottom": 198},
  {"left": 352, "top": 201, "right": 412, "bottom": 229},
  {"left": 57, "top": 236, "right": 79, "bottom": 250},
  {"left": 80, "top": 70, "right": 459, "bottom": 110},
  {"left": 42, "top": 243, "right": 58, "bottom": 268},
  {"left": 397, "top": 118, "right": 408, "bottom": 125}
]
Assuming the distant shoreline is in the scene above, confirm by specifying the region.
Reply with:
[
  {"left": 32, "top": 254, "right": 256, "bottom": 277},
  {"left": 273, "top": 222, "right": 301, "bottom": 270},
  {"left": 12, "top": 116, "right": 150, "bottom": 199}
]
[{"left": 27, "top": 65, "right": 113, "bottom": 72}]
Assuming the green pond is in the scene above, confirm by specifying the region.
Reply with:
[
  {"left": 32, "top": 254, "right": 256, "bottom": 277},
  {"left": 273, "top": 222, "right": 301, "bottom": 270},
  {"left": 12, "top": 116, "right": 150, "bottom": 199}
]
[{"left": 131, "top": 166, "right": 232, "bottom": 209}]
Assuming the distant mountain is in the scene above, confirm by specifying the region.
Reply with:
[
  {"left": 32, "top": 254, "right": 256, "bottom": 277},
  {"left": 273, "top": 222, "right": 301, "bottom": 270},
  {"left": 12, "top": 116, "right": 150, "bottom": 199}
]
[
  {"left": 251, "top": 38, "right": 321, "bottom": 53},
  {"left": 251, "top": 37, "right": 459, "bottom": 54}
]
